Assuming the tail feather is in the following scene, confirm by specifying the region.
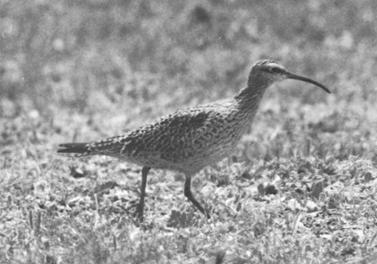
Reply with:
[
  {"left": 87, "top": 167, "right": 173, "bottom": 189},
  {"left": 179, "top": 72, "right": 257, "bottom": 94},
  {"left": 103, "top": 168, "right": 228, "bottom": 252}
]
[
  {"left": 57, "top": 143, "right": 92, "bottom": 156},
  {"left": 58, "top": 134, "right": 130, "bottom": 157}
]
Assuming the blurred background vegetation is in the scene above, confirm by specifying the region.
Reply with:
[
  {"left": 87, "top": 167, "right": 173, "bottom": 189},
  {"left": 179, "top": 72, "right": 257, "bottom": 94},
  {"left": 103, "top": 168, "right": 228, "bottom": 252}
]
[
  {"left": 1, "top": 0, "right": 377, "bottom": 111},
  {"left": 2, "top": 0, "right": 377, "bottom": 263}
]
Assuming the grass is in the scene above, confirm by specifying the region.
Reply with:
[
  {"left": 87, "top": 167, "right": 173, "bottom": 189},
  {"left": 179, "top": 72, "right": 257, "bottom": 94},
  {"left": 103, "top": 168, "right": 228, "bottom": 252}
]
[{"left": 1, "top": 0, "right": 377, "bottom": 263}]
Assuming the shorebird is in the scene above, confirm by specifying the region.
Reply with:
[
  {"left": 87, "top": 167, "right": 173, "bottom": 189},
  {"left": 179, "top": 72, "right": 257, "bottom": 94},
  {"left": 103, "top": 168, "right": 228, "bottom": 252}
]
[{"left": 58, "top": 60, "right": 330, "bottom": 221}]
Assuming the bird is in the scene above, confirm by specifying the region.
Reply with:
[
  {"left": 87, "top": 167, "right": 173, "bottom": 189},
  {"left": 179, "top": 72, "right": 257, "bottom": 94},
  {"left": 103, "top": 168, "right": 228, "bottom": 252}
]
[{"left": 58, "top": 59, "right": 331, "bottom": 221}]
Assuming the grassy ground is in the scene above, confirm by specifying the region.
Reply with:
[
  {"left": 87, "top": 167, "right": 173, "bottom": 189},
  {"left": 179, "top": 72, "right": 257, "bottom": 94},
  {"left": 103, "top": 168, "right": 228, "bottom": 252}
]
[{"left": 1, "top": 0, "right": 377, "bottom": 263}]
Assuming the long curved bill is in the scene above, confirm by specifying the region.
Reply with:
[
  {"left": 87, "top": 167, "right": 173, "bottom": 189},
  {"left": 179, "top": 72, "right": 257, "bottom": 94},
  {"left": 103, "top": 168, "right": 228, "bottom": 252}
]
[{"left": 286, "top": 72, "right": 331, "bottom": 94}]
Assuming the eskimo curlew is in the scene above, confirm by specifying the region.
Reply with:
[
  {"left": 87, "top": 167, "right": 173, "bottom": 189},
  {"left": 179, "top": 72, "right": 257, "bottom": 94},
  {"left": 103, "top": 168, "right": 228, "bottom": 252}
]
[{"left": 58, "top": 60, "right": 331, "bottom": 221}]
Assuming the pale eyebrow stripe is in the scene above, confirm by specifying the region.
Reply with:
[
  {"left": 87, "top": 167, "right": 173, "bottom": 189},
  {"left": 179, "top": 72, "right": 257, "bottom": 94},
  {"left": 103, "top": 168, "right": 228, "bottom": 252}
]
[{"left": 268, "top": 63, "right": 284, "bottom": 70}]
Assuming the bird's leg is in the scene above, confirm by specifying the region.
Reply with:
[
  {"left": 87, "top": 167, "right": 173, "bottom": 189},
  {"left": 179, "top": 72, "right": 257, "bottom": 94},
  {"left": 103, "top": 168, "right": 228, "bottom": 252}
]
[
  {"left": 184, "top": 174, "right": 209, "bottom": 218},
  {"left": 137, "top": 166, "right": 150, "bottom": 221}
]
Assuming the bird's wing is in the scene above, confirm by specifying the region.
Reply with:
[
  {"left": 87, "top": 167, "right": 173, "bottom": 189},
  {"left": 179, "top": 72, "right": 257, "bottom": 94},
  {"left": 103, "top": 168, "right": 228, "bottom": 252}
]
[
  {"left": 119, "top": 105, "right": 228, "bottom": 162},
  {"left": 58, "top": 101, "right": 235, "bottom": 166}
]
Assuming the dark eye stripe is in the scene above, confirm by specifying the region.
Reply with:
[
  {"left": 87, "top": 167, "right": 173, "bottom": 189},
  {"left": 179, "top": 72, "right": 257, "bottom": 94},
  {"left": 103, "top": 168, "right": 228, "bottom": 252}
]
[{"left": 271, "top": 67, "right": 285, "bottom": 73}]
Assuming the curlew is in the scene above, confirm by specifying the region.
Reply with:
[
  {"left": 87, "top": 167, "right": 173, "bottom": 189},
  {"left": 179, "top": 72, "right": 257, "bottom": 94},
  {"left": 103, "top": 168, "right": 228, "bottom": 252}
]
[{"left": 58, "top": 60, "right": 330, "bottom": 220}]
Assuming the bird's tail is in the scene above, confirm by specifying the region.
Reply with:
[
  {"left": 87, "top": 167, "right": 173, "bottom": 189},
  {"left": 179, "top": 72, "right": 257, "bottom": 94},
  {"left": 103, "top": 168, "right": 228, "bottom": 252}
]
[
  {"left": 58, "top": 135, "right": 128, "bottom": 157},
  {"left": 57, "top": 142, "right": 93, "bottom": 157}
]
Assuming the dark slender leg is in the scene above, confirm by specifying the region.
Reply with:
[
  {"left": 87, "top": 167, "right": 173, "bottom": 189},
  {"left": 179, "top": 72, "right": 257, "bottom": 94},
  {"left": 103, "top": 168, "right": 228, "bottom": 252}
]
[
  {"left": 137, "top": 166, "right": 150, "bottom": 221},
  {"left": 184, "top": 174, "right": 209, "bottom": 218}
]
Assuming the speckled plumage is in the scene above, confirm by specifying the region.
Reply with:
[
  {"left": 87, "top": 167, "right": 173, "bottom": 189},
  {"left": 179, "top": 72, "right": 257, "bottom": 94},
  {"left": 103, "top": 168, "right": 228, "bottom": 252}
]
[{"left": 58, "top": 60, "right": 330, "bottom": 220}]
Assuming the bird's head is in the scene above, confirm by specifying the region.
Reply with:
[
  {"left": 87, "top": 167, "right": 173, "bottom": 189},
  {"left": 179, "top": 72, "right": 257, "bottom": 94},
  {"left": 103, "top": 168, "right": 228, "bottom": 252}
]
[{"left": 248, "top": 60, "right": 331, "bottom": 93}]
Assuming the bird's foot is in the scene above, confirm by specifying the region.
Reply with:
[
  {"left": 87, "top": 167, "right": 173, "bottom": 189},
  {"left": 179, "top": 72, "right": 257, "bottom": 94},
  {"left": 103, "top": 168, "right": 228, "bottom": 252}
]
[
  {"left": 135, "top": 204, "right": 144, "bottom": 222},
  {"left": 204, "top": 208, "right": 211, "bottom": 219}
]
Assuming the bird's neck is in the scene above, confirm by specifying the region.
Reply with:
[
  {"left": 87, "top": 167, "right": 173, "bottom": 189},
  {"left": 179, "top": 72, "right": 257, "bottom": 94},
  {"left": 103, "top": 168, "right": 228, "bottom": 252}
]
[{"left": 234, "top": 82, "right": 269, "bottom": 115}]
